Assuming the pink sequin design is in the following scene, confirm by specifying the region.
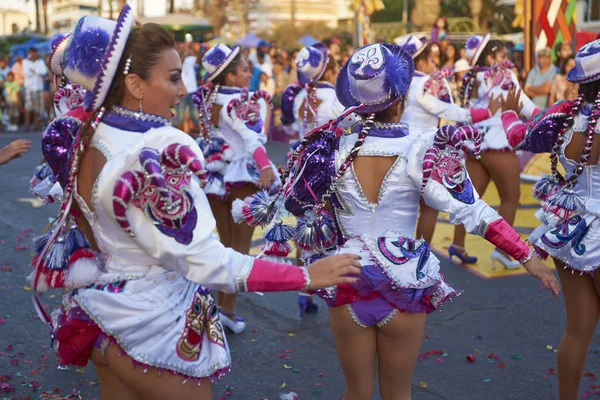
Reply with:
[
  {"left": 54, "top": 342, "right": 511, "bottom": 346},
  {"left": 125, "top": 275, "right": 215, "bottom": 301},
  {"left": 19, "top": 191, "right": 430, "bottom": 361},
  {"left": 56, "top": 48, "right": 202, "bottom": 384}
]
[
  {"left": 112, "top": 144, "right": 207, "bottom": 244},
  {"left": 421, "top": 125, "right": 483, "bottom": 203},
  {"left": 226, "top": 88, "right": 273, "bottom": 132},
  {"left": 483, "top": 61, "right": 515, "bottom": 91}
]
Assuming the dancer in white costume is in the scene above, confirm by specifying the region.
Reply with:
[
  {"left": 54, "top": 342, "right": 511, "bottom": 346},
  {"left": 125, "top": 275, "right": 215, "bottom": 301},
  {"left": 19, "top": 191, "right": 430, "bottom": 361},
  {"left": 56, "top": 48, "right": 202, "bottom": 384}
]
[
  {"left": 193, "top": 44, "right": 281, "bottom": 334},
  {"left": 500, "top": 39, "right": 600, "bottom": 400},
  {"left": 280, "top": 42, "right": 356, "bottom": 317},
  {"left": 451, "top": 34, "right": 541, "bottom": 267},
  {"left": 239, "top": 42, "right": 559, "bottom": 400},
  {"left": 30, "top": 10, "right": 360, "bottom": 399},
  {"left": 396, "top": 35, "right": 492, "bottom": 245}
]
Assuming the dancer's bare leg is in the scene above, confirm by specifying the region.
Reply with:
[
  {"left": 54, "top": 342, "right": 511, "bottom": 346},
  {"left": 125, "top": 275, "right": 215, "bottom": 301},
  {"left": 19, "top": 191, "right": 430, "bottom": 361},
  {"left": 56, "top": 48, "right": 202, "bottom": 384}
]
[
  {"left": 208, "top": 196, "right": 233, "bottom": 308},
  {"left": 220, "top": 184, "right": 257, "bottom": 315},
  {"left": 91, "top": 345, "right": 213, "bottom": 400},
  {"left": 377, "top": 311, "right": 427, "bottom": 400},
  {"left": 555, "top": 260, "right": 600, "bottom": 400},
  {"left": 481, "top": 150, "right": 520, "bottom": 226},
  {"left": 452, "top": 154, "right": 491, "bottom": 249},
  {"left": 328, "top": 306, "right": 377, "bottom": 400}
]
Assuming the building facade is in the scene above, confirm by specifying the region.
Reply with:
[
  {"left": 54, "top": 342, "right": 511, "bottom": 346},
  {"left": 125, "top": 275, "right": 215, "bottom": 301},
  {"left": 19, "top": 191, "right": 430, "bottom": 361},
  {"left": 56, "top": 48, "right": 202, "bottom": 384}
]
[
  {"left": 577, "top": 0, "right": 600, "bottom": 32},
  {"left": 0, "top": 8, "right": 30, "bottom": 35}
]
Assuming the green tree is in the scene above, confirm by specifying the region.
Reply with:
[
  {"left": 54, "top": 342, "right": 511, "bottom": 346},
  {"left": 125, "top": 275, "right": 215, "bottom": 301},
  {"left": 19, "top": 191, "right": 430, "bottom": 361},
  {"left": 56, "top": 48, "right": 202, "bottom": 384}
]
[{"left": 372, "top": 0, "right": 405, "bottom": 23}]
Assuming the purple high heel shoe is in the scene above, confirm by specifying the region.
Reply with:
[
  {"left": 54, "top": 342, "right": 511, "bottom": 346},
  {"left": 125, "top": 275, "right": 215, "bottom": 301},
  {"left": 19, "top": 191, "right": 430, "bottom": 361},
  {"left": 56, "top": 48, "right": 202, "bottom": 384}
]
[
  {"left": 448, "top": 244, "right": 478, "bottom": 264},
  {"left": 298, "top": 294, "right": 319, "bottom": 317}
]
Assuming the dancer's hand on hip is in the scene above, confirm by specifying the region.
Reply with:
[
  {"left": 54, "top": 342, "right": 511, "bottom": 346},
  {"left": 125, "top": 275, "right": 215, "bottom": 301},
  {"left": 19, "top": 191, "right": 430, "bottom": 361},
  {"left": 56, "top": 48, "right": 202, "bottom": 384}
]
[
  {"left": 307, "top": 254, "right": 362, "bottom": 290},
  {"left": 522, "top": 257, "right": 561, "bottom": 298}
]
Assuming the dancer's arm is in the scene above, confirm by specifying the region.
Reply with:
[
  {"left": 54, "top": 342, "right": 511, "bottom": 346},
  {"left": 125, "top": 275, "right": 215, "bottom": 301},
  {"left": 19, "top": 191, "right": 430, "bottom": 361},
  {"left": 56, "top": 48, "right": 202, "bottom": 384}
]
[
  {"left": 408, "top": 129, "right": 530, "bottom": 264},
  {"left": 501, "top": 88, "right": 572, "bottom": 153},
  {"left": 100, "top": 128, "right": 358, "bottom": 294},
  {"left": 416, "top": 78, "right": 491, "bottom": 123},
  {"left": 511, "top": 70, "right": 541, "bottom": 118},
  {"left": 221, "top": 105, "right": 271, "bottom": 171}
]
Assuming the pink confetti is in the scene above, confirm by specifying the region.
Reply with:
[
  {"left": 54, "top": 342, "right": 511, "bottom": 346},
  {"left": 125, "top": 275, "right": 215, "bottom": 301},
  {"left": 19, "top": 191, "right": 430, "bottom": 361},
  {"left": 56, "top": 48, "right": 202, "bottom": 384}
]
[
  {"left": 466, "top": 354, "right": 476, "bottom": 363},
  {"left": 0, "top": 318, "right": 5, "bottom": 324}
]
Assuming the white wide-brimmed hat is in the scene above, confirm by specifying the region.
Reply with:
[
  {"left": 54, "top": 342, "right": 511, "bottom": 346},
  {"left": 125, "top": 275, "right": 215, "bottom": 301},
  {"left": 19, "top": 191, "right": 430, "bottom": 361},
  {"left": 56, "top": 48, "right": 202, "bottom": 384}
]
[
  {"left": 202, "top": 44, "right": 241, "bottom": 82},
  {"left": 61, "top": 4, "right": 135, "bottom": 111}
]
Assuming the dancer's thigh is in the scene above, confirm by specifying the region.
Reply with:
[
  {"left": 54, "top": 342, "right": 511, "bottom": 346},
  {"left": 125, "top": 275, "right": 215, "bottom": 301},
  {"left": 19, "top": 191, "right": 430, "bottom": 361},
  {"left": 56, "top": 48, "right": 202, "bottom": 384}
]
[{"left": 93, "top": 345, "right": 213, "bottom": 400}]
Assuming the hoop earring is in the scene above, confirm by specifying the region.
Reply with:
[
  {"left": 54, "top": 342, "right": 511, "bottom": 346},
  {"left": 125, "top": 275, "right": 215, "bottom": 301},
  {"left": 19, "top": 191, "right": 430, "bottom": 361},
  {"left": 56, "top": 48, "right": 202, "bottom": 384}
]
[{"left": 139, "top": 98, "right": 143, "bottom": 113}]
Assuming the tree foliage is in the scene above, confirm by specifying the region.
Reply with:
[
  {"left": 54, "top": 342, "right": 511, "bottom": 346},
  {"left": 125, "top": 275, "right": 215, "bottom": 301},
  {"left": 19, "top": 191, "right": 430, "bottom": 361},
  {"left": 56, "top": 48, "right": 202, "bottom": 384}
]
[{"left": 372, "top": 0, "right": 407, "bottom": 23}]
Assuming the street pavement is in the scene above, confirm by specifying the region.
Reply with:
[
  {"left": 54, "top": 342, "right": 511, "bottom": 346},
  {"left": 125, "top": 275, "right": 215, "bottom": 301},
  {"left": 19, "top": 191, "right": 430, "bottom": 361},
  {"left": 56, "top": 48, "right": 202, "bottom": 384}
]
[{"left": 0, "top": 132, "right": 599, "bottom": 400}]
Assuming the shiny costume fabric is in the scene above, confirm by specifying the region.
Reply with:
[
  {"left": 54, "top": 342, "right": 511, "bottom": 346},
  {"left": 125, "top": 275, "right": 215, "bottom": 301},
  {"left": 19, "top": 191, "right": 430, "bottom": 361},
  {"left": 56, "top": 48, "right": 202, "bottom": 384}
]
[
  {"left": 202, "top": 88, "right": 278, "bottom": 198},
  {"left": 465, "top": 70, "right": 538, "bottom": 152},
  {"left": 290, "top": 124, "right": 507, "bottom": 319},
  {"left": 54, "top": 119, "right": 306, "bottom": 381},
  {"left": 503, "top": 102, "right": 600, "bottom": 272}
]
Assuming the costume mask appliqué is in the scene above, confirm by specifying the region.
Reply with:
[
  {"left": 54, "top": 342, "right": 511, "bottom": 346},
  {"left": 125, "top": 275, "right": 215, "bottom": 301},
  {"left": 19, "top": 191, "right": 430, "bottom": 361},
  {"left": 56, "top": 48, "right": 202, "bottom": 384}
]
[
  {"left": 421, "top": 125, "right": 483, "bottom": 204},
  {"left": 377, "top": 236, "right": 430, "bottom": 280},
  {"left": 112, "top": 144, "right": 207, "bottom": 244},
  {"left": 177, "top": 287, "right": 225, "bottom": 362},
  {"left": 226, "top": 88, "right": 273, "bottom": 133}
]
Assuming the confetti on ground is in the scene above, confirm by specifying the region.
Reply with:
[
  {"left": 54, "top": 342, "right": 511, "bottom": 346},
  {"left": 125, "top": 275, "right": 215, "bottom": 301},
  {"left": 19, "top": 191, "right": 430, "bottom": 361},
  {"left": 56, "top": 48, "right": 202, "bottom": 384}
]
[
  {"left": 512, "top": 354, "right": 522, "bottom": 360},
  {"left": 585, "top": 372, "right": 597, "bottom": 380},
  {"left": 419, "top": 382, "right": 428, "bottom": 388},
  {"left": 497, "top": 362, "right": 506, "bottom": 369},
  {"left": 483, "top": 378, "right": 491, "bottom": 383},
  {"left": 466, "top": 354, "right": 476, "bottom": 363},
  {"left": 546, "top": 345, "right": 553, "bottom": 350}
]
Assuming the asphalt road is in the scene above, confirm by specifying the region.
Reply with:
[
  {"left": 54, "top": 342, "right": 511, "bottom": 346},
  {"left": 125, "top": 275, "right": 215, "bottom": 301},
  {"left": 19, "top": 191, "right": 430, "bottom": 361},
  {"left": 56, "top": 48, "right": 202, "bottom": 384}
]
[{"left": 0, "top": 132, "right": 599, "bottom": 400}]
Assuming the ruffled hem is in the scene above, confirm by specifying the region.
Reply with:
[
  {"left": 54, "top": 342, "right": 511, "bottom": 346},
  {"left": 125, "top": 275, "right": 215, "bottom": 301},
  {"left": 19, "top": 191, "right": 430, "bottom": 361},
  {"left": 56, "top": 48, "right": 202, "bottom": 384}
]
[
  {"left": 69, "top": 299, "right": 231, "bottom": 384},
  {"left": 312, "top": 234, "right": 459, "bottom": 314},
  {"left": 529, "top": 212, "right": 600, "bottom": 273}
]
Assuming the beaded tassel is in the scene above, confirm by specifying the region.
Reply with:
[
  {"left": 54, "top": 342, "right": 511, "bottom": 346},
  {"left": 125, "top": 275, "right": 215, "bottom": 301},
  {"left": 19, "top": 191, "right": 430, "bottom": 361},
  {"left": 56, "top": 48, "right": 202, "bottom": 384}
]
[
  {"left": 262, "top": 222, "right": 294, "bottom": 261},
  {"left": 231, "top": 190, "right": 275, "bottom": 227}
]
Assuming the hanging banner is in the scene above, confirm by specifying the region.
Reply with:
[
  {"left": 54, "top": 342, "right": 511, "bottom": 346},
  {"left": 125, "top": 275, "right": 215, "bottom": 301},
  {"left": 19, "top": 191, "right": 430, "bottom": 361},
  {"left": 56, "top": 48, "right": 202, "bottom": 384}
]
[{"left": 525, "top": 0, "right": 576, "bottom": 70}]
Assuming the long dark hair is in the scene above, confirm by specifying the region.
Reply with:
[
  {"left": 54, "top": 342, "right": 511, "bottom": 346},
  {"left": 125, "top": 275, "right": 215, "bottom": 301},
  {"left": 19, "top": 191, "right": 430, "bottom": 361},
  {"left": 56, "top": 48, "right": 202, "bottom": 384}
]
[
  {"left": 212, "top": 52, "right": 243, "bottom": 86},
  {"left": 579, "top": 79, "right": 600, "bottom": 104},
  {"left": 414, "top": 45, "right": 432, "bottom": 70},
  {"left": 475, "top": 40, "right": 505, "bottom": 67}
]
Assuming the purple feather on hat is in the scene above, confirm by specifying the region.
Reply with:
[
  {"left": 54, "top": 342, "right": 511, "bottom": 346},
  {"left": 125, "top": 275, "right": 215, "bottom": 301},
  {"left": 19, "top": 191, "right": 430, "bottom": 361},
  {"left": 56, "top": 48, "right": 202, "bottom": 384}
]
[
  {"left": 205, "top": 47, "right": 227, "bottom": 66},
  {"left": 64, "top": 27, "right": 110, "bottom": 77},
  {"left": 280, "top": 83, "right": 304, "bottom": 125},
  {"left": 49, "top": 33, "right": 68, "bottom": 52},
  {"left": 466, "top": 36, "right": 480, "bottom": 50}
]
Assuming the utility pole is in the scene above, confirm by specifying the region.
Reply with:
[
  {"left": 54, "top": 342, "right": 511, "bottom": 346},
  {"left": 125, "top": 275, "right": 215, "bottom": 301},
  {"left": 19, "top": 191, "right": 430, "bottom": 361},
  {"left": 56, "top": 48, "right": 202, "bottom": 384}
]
[
  {"left": 291, "top": 0, "right": 296, "bottom": 27},
  {"left": 402, "top": 0, "right": 408, "bottom": 33}
]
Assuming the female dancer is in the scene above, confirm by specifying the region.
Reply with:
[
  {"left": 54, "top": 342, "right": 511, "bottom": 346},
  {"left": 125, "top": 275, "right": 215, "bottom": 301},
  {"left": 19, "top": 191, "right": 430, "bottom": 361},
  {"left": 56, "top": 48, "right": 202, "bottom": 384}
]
[
  {"left": 280, "top": 42, "right": 356, "bottom": 316},
  {"left": 31, "top": 9, "right": 360, "bottom": 399},
  {"left": 280, "top": 43, "right": 339, "bottom": 315},
  {"left": 280, "top": 42, "right": 351, "bottom": 138},
  {"left": 240, "top": 42, "right": 559, "bottom": 399},
  {"left": 396, "top": 35, "right": 491, "bottom": 245},
  {"left": 195, "top": 44, "right": 280, "bottom": 333},
  {"left": 500, "top": 39, "right": 600, "bottom": 400},
  {"left": 451, "top": 34, "right": 540, "bottom": 267}
]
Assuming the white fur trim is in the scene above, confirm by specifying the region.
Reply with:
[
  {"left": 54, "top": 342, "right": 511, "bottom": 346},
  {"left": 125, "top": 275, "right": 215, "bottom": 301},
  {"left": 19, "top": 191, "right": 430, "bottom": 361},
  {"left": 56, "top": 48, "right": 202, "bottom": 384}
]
[{"left": 65, "top": 258, "right": 103, "bottom": 288}]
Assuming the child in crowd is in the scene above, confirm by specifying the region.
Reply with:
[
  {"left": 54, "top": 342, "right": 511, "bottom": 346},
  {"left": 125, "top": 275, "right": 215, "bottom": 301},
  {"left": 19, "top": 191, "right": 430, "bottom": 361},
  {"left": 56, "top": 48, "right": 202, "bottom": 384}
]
[{"left": 4, "top": 72, "right": 20, "bottom": 132}]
